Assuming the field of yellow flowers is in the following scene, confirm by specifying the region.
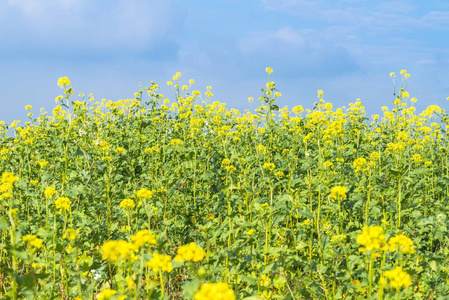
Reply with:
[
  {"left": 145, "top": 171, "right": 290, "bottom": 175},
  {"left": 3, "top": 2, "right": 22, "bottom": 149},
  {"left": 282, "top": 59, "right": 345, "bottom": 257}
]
[{"left": 1, "top": 69, "right": 449, "bottom": 299}]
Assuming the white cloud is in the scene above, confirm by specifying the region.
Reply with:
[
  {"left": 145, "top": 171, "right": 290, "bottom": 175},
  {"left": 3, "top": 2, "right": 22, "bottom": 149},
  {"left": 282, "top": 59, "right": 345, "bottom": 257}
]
[
  {"left": 239, "top": 26, "right": 307, "bottom": 55},
  {"left": 262, "top": 0, "right": 316, "bottom": 11},
  {"left": 8, "top": 0, "right": 82, "bottom": 16},
  {"left": 261, "top": 0, "right": 449, "bottom": 32},
  {"left": 4, "top": 0, "right": 179, "bottom": 50}
]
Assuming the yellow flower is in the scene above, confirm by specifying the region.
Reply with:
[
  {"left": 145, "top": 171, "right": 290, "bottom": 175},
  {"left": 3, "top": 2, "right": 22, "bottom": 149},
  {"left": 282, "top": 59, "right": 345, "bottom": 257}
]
[
  {"left": 356, "top": 225, "right": 386, "bottom": 253},
  {"left": 386, "top": 234, "right": 415, "bottom": 254},
  {"left": 63, "top": 228, "right": 78, "bottom": 241},
  {"left": 383, "top": 266, "right": 412, "bottom": 289},
  {"left": 265, "top": 67, "right": 273, "bottom": 74},
  {"left": 169, "top": 138, "right": 183, "bottom": 146},
  {"left": 125, "top": 276, "right": 135, "bottom": 288},
  {"left": 224, "top": 165, "right": 237, "bottom": 173},
  {"left": 247, "top": 229, "right": 256, "bottom": 236},
  {"left": 0, "top": 192, "right": 12, "bottom": 199},
  {"left": 21, "top": 234, "right": 43, "bottom": 249},
  {"left": 101, "top": 240, "right": 137, "bottom": 262},
  {"left": 146, "top": 253, "right": 172, "bottom": 272},
  {"left": 96, "top": 289, "right": 116, "bottom": 300},
  {"left": 256, "top": 144, "right": 267, "bottom": 154},
  {"left": 115, "top": 147, "right": 126, "bottom": 153},
  {"left": 120, "top": 199, "right": 135, "bottom": 209},
  {"left": 300, "top": 219, "right": 311, "bottom": 227},
  {"left": 25, "top": 105, "right": 32, "bottom": 110},
  {"left": 412, "top": 154, "right": 423, "bottom": 164},
  {"left": 55, "top": 197, "right": 71, "bottom": 211},
  {"left": 174, "top": 242, "right": 206, "bottom": 263},
  {"left": 136, "top": 188, "right": 154, "bottom": 200},
  {"left": 194, "top": 282, "right": 235, "bottom": 300},
  {"left": 44, "top": 187, "right": 58, "bottom": 199},
  {"left": 274, "top": 171, "right": 284, "bottom": 178},
  {"left": 222, "top": 158, "right": 231, "bottom": 165},
  {"left": 317, "top": 90, "right": 323, "bottom": 98},
  {"left": 353, "top": 157, "right": 367, "bottom": 172},
  {"left": 329, "top": 186, "right": 347, "bottom": 200},
  {"left": 36, "top": 160, "right": 49, "bottom": 168},
  {"left": 131, "top": 229, "right": 157, "bottom": 248},
  {"left": 57, "top": 77, "right": 71, "bottom": 87},
  {"left": 262, "top": 162, "right": 275, "bottom": 172},
  {"left": 1, "top": 172, "right": 19, "bottom": 192}
]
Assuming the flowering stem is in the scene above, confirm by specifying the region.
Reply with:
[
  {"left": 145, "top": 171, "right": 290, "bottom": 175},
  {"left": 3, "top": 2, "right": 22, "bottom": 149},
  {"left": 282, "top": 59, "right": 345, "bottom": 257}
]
[
  {"left": 365, "top": 185, "right": 370, "bottom": 226},
  {"left": 159, "top": 270, "right": 164, "bottom": 300},
  {"left": 7, "top": 210, "right": 18, "bottom": 300},
  {"left": 398, "top": 179, "right": 402, "bottom": 229},
  {"left": 368, "top": 255, "right": 373, "bottom": 298}
]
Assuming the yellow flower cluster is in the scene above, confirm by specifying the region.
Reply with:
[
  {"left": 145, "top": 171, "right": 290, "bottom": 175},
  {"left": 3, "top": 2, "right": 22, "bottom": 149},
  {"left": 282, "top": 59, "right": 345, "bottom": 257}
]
[
  {"left": 300, "top": 219, "right": 311, "bottom": 227},
  {"left": 381, "top": 266, "right": 412, "bottom": 289},
  {"left": 0, "top": 172, "right": 19, "bottom": 194},
  {"left": 224, "top": 165, "right": 237, "bottom": 173},
  {"left": 169, "top": 138, "right": 183, "bottom": 146},
  {"left": 256, "top": 144, "right": 267, "bottom": 154},
  {"left": 262, "top": 162, "right": 275, "bottom": 172},
  {"left": 174, "top": 242, "right": 206, "bottom": 263},
  {"left": 274, "top": 171, "right": 284, "bottom": 177},
  {"left": 385, "top": 234, "right": 415, "bottom": 254},
  {"left": 21, "top": 234, "right": 43, "bottom": 249},
  {"left": 57, "top": 77, "right": 71, "bottom": 87},
  {"left": 357, "top": 226, "right": 416, "bottom": 257},
  {"left": 101, "top": 240, "right": 137, "bottom": 262},
  {"left": 353, "top": 157, "right": 367, "bottom": 172},
  {"left": 144, "top": 146, "right": 160, "bottom": 154},
  {"left": 120, "top": 198, "right": 135, "bottom": 209},
  {"left": 130, "top": 229, "right": 157, "bottom": 248},
  {"left": 63, "top": 228, "right": 78, "bottom": 241},
  {"left": 386, "top": 141, "right": 406, "bottom": 153},
  {"left": 36, "top": 160, "right": 49, "bottom": 168},
  {"left": 55, "top": 197, "right": 71, "bottom": 211},
  {"left": 356, "top": 226, "right": 386, "bottom": 253},
  {"left": 114, "top": 147, "right": 126, "bottom": 153},
  {"left": 329, "top": 186, "right": 347, "bottom": 200},
  {"left": 247, "top": 229, "right": 256, "bottom": 236},
  {"left": 411, "top": 154, "right": 423, "bottom": 164},
  {"left": 44, "top": 187, "right": 58, "bottom": 199},
  {"left": 96, "top": 289, "right": 116, "bottom": 300},
  {"left": 146, "top": 253, "right": 173, "bottom": 273},
  {"left": 194, "top": 282, "right": 235, "bottom": 300},
  {"left": 136, "top": 188, "right": 154, "bottom": 200},
  {"left": 222, "top": 158, "right": 231, "bottom": 165}
]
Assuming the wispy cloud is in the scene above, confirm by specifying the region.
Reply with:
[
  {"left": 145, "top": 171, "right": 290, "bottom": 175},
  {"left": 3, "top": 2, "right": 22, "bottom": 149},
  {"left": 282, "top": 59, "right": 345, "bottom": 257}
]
[
  {"left": 238, "top": 26, "right": 360, "bottom": 78},
  {"left": 2, "top": 0, "right": 182, "bottom": 57}
]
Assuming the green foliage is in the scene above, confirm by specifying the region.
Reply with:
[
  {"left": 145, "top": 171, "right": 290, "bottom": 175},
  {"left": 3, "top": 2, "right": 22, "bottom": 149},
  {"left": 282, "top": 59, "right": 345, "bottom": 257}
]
[{"left": 0, "top": 70, "right": 448, "bottom": 299}]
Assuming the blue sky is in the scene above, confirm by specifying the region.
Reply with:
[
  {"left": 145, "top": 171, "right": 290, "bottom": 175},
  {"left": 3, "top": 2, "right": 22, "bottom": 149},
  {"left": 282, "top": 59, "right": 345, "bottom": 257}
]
[{"left": 1, "top": 0, "right": 449, "bottom": 123}]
